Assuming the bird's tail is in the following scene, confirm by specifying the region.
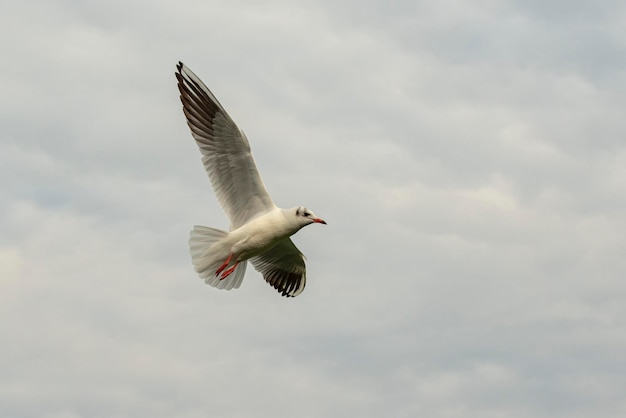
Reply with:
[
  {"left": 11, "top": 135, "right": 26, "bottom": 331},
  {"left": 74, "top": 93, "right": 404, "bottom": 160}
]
[{"left": 189, "top": 225, "right": 247, "bottom": 291}]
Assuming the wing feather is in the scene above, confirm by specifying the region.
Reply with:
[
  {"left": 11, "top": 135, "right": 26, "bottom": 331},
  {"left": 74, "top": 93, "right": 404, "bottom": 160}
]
[
  {"left": 250, "top": 239, "right": 307, "bottom": 297},
  {"left": 176, "top": 62, "right": 275, "bottom": 228}
]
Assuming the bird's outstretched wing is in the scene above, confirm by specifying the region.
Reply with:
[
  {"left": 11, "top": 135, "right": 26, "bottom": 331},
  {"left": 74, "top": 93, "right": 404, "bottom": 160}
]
[
  {"left": 176, "top": 62, "right": 276, "bottom": 229},
  {"left": 250, "top": 239, "right": 307, "bottom": 297}
]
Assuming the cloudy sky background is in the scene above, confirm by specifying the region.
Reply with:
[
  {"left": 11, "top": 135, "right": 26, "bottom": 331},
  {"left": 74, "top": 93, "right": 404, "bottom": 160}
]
[{"left": 2, "top": 0, "right": 626, "bottom": 416}]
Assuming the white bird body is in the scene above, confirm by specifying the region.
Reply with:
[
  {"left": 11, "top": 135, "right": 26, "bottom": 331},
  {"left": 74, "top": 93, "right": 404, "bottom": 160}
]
[
  {"left": 204, "top": 208, "right": 304, "bottom": 265},
  {"left": 176, "top": 62, "right": 326, "bottom": 297}
]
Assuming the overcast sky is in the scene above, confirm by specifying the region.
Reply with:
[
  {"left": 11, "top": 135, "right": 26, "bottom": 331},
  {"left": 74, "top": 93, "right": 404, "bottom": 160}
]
[{"left": 2, "top": 0, "right": 626, "bottom": 417}]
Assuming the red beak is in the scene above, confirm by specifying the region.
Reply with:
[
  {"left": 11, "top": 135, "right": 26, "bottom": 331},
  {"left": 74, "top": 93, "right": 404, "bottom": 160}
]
[{"left": 313, "top": 218, "right": 327, "bottom": 225}]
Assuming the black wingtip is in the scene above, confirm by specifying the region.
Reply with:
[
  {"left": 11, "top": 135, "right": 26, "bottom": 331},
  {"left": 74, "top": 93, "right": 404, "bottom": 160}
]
[{"left": 176, "top": 62, "right": 186, "bottom": 79}]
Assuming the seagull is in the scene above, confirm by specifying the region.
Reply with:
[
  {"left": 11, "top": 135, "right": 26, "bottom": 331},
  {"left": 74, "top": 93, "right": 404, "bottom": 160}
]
[{"left": 175, "top": 62, "right": 326, "bottom": 297}]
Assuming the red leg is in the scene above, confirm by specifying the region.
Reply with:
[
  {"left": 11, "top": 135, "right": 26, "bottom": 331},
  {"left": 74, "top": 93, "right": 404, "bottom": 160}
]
[
  {"left": 219, "top": 262, "right": 239, "bottom": 280},
  {"left": 215, "top": 254, "right": 233, "bottom": 277}
]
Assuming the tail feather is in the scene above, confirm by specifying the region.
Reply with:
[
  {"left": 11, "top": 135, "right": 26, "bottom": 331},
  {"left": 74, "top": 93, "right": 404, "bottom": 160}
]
[{"left": 189, "top": 225, "right": 247, "bottom": 291}]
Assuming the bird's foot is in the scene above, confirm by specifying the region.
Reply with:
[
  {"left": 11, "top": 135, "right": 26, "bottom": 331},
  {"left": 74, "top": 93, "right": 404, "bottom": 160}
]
[
  {"left": 219, "top": 262, "right": 239, "bottom": 280},
  {"left": 215, "top": 254, "right": 233, "bottom": 277}
]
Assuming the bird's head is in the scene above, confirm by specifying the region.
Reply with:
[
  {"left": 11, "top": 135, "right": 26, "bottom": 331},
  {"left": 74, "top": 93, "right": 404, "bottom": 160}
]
[{"left": 295, "top": 206, "right": 327, "bottom": 226}]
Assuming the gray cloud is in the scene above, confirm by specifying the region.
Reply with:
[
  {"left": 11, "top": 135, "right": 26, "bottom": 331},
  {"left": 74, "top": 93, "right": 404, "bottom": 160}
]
[{"left": 1, "top": 0, "right": 626, "bottom": 417}]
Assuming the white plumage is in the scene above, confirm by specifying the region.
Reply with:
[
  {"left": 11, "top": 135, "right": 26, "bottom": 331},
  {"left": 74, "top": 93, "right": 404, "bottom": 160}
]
[{"left": 176, "top": 62, "right": 326, "bottom": 297}]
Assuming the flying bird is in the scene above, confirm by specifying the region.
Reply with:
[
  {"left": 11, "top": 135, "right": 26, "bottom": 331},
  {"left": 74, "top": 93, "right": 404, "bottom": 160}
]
[{"left": 175, "top": 62, "right": 326, "bottom": 297}]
